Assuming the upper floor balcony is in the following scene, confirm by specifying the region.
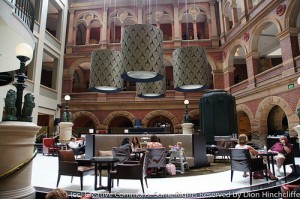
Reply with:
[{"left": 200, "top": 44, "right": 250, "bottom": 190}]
[{"left": 0, "top": 0, "right": 35, "bottom": 72}]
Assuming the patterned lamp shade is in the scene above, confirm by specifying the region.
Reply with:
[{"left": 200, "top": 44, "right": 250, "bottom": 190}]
[
  {"left": 89, "top": 49, "right": 123, "bottom": 93},
  {"left": 121, "top": 24, "right": 164, "bottom": 82},
  {"left": 173, "top": 46, "right": 208, "bottom": 92},
  {"left": 137, "top": 68, "right": 166, "bottom": 98}
]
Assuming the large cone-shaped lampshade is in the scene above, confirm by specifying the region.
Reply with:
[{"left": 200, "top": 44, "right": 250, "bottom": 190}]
[
  {"left": 121, "top": 24, "right": 164, "bottom": 82},
  {"left": 173, "top": 46, "right": 208, "bottom": 92},
  {"left": 89, "top": 49, "right": 123, "bottom": 93}
]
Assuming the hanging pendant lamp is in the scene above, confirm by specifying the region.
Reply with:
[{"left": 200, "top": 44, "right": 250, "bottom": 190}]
[
  {"left": 121, "top": 24, "right": 164, "bottom": 82},
  {"left": 173, "top": 46, "right": 208, "bottom": 92},
  {"left": 137, "top": 67, "right": 166, "bottom": 98},
  {"left": 89, "top": 49, "right": 123, "bottom": 93}
]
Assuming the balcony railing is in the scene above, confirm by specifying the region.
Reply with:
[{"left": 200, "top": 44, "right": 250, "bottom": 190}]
[{"left": 14, "top": 0, "right": 34, "bottom": 31}]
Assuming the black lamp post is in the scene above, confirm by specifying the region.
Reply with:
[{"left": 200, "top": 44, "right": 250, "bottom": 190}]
[
  {"left": 184, "top": 99, "right": 190, "bottom": 123},
  {"left": 14, "top": 43, "right": 33, "bottom": 120},
  {"left": 64, "top": 95, "right": 71, "bottom": 122}
]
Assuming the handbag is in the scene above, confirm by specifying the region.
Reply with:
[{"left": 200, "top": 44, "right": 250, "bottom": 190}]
[{"left": 166, "top": 163, "right": 176, "bottom": 175}]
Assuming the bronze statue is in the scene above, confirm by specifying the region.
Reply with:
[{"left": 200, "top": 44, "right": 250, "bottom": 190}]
[
  {"left": 22, "top": 93, "right": 35, "bottom": 122},
  {"left": 3, "top": 89, "right": 17, "bottom": 121}
]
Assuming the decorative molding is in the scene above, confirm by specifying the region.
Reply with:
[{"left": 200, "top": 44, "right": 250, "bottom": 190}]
[
  {"left": 276, "top": 4, "right": 286, "bottom": 16},
  {"left": 243, "top": 32, "right": 250, "bottom": 41}
]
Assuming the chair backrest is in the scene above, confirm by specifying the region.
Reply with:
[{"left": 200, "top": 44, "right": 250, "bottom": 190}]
[
  {"left": 284, "top": 144, "right": 295, "bottom": 165},
  {"left": 112, "top": 147, "right": 130, "bottom": 163},
  {"left": 43, "top": 138, "right": 55, "bottom": 147},
  {"left": 140, "top": 152, "right": 148, "bottom": 178},
  {"left": 230, "top": 148, "right": 251, "bottom": 172},
  {"left": 147, "top": 147, "right": 167, "bottom": 168},
  {"left": 58, "top": 149, "right": 76, "bottom": 162}
]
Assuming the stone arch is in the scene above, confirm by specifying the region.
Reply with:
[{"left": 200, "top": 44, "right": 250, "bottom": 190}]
[
  {"left": 144, "top": 6, "right": 174, "bottom": 22},
  {"left": 103, "top": 111, "right": 136, "bottom": 127},
  {"left": 250, "top": 17, "right": 282, "bottom": 52},
  {"left": 64, "top": 57, "right": 91, "bottom": 78},
  {"left": 236, "top": 104, "right": 255, "bottom": 131},
  {"left": 73, "top": 65, "right": 86, "bottom": 87},
  {"left": 143, "top": 110, "right": 179, "bottom": 128},
  {"left": 285, "top": 0, "right": 300, "bottom": 28},
  {"left": 236, "top": 104, "right": 254, "bottom": 122},
  {"left": 255, "top": 96, "right": 297, "bottom": 139},
  {"left": 108, "top": 8, "right": 137, "bottom": 24},
  {"left": 72, "top": 111, "right": 103, "bottom": 129},
  {"left": 226, "top": 41, "right": 248, "bottom": 69},
  {"left": 74, "top": 11, "right": 103, "bottom": 27},
  {"left": 179, "top": 4, "right": 210, "bottom": 21}
]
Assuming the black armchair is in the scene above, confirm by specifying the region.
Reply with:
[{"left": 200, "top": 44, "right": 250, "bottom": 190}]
[
  {"left": 283, "top": 146, "right": 297, "bottom": 176},
  {"left": 230, "top": 148, "right": 268, "bottom": 185},
  {"left": 110, "top": 152, "right": 148, "bottom": 193},
  {"left": 56, "top": 150, "right": 94, "bottom": 190},
  {"left": 147, "top": 148, "right": 167, "bottom": 176}
]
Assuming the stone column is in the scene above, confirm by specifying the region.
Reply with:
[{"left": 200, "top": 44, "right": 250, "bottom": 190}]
[
  {"left": 59, "top": 122, "right": 74, "bottom": 144},
  {"left": 245, "top": 52, "right": 260, "bottom": 89},
  {"left": 173, "top": 2, "right": 181, "bottom": 41},
  {"left": 193, "top": 20, "right": 197, "bottom": 40},
  {"left": 181, "top": 123, "right": 194, "bottom": 134},
  {"left": 278, "top": 28, "right": 300, "bottom": 77},
  {"left": 85, "top": 27, "right": 90, "bottom": 45},
  {"left": 0, "top": 121, "right": 41, "bottom": 199},
  {"left": 223, "top": 66, "right": 235, "bottom": 90},
  {"left": 67, "top": 10, "right": 75, "bottom": 45},
  {"left": 231, "top": 1, "right": 238, "bottom": 26},
  {"left": 101, "top": 7, "right": 108, "bottom": 44}
]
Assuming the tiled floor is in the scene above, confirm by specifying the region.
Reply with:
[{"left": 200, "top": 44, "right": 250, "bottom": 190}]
[{"left": 32, "top": 154, "right": 300, "bottom": 198}]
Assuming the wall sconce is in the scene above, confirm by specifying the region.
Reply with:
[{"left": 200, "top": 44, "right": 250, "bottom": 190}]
[
  {"left": 89, "top": 49, "right": 123, "bottom": 92},
  {"left": 173, "top": 46, "right": 208, "bottom": 92},
  {"left": 184, "top": 99, "right": 190, "bottom": 123},
  {"left": 121, "top": 24, "right": 164, "bottom": 82}
]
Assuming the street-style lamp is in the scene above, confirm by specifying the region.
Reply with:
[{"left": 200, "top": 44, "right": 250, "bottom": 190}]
[
  {"left": 63, "top": 95, "right": 72, "bottom": 122},
  {"left": 14, "top": 43, "right": 33, "bottom": 118},
  {"left": 3, "top": 43, "right": 35, "bottom": 122},
  {"left": 184, "top": 99, "right": 190, "bottom": 123}
]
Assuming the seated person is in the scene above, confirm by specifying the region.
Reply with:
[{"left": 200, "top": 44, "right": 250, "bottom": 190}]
[
  {"left": 120, "top": 137, "right": 132, "bottom": 152},
  {"left": 169, "top": 142, "right": 183, "bottom": 151},
  {"left": 236, "top": 134, "right": 277, "bottom": 180},
  {"left": 268, "top": 135, "right": 292, "bottom": 177},
  {"left": 147, "top": 135, "right": 163, "bottom": 148},
  {"left": 131, "top": 137, "right": 142, "bottom": 152},
  {"left": 68, "top": 137, "right": 85, "bottom": 154}
]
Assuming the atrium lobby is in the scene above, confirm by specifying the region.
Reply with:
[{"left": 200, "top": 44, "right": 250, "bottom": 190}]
[{"left": 1, "top": 0, "right": 300, "bottom": 198}]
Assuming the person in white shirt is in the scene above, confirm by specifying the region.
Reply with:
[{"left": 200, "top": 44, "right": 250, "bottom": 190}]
[{"left": 68, "top": 137, "right": 85, "bottom": 154}]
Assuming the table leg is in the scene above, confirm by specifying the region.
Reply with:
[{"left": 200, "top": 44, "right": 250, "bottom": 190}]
[
  {"left": 98, "top": 164, "right": 102, "bottom": 186},
  {"left": 94, "top": 163, "right": 98, "bottom": 190},
  {"left": 107, "top": 163, "right": 111, "bottom": 193},
  {"left": 271, "top": 156, "right": 275, "bottom": 175}
]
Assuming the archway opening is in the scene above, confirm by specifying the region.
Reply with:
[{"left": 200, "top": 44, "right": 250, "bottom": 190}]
[
  {"left": 109, "top": 116, "right": 133, "bottom": 134},
  {"left": 237, "top": 111, "right": 251, "bottom": 137},
  {"left": 267, "top": 105, "right": 288, "bottom": 136},
  {"left": 147, "top": 116, "right": 173, "bottom": 133}
]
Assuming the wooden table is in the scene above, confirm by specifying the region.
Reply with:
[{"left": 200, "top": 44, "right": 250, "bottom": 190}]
[{"left": 91, "top": 157, "right": 119, "bottom": 192}]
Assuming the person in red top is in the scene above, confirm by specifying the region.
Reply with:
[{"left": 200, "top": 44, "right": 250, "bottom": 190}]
[{"left": 268, "top": 136, "right": 292, "bottom": 177}]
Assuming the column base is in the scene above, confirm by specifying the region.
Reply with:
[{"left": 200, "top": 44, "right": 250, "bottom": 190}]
[{"left": 181, "top": 123, "right": 194, "bottom": 134}]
